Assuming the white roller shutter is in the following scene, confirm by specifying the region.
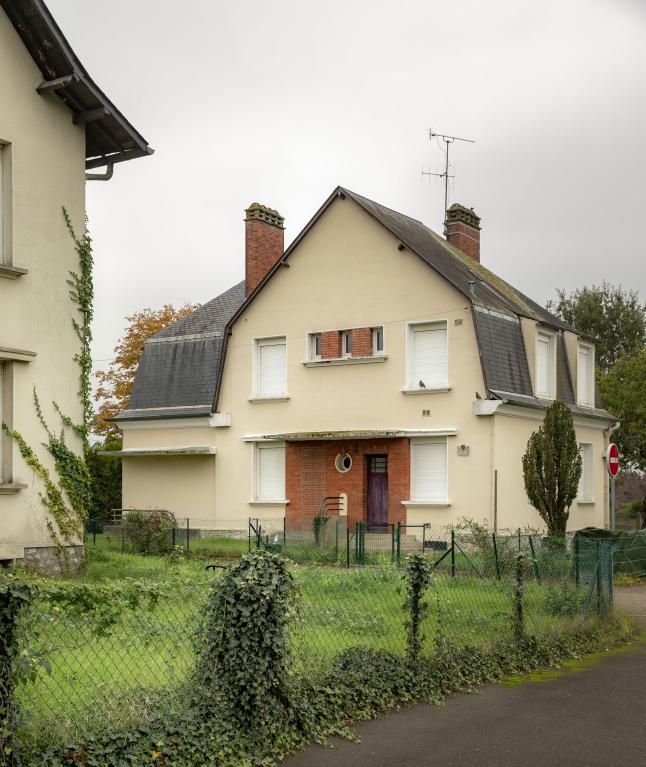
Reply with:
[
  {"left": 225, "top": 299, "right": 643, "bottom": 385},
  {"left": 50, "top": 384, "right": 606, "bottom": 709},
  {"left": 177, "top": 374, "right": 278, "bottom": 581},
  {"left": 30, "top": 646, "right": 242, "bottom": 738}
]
[
  {"left": 411, "top": 324, "right": 447, "bottom": 388},
  {"left": 258, "top": 338, "right": 286, "bottom": 397},
  {"left": 411, "top": 439, "right": 447, "bottom": 501},
  {"left": 256, "top": 444, "right": 285, "bottom": 501},
  {"left": 536, "top": 334, "right": 551, "bottom": 396},
  {"left": 577, "top": 346, "right": 590, "bottom": 405}
]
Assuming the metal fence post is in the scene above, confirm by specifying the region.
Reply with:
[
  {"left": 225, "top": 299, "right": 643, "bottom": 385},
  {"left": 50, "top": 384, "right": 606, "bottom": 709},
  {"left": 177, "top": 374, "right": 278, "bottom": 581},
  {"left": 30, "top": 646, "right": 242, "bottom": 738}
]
[
  {"left": 451, "top": 529, "right": 456, "bottom": 577},
  {"left": 283, "top": 516, "right": 287, "bottom": 546},
  {"left": 422, "top": 524, "right": 427, "bottom": 552},
  {"left": 574, "top": 534, "right": 580, "bottom": 587},
  {"left": 391, "top": 523, "right": 395, "bottom": 563},
  {"left": 492, "top": 532, "right": 501, "bottom": 580},
  {"left": 396, "top": 522, "right": 401, "bottom": 566},
  {"left": 346, "top": 526, "right": 350, "bottom": 568},
  {"left": 248, "top": 518, "right": 251, "bottom": 552},
  {"left": 514, "top": 554, "right": 525, "bottom": 642},
  {"left": 528, "top": 535, "right": 540, "bottom": 582},
  {"left": 186, "top": 518, "right": 190, "bottom": 555},
  {"left": 335, "top": 519, "right": 339, "bottom": 560},
  {"left": 608, "top": 544, "right": 614, "bottom": 606},
  {"left": 517, "top": 527, "right": 521, "bottom": 552},
  {"left": 595, "top": 539, "right": 602, "bottom": 613}
]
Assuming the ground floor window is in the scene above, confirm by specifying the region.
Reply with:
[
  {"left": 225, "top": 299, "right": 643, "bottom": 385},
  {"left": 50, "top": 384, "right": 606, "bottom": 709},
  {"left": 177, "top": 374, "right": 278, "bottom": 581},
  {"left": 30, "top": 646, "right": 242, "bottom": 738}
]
[
  {"left": 578, "top": 443, "right": 593, "bottom": 502},
  {"left": 254, "top": 442, "right": 286, "bottom": 501},
  {"left": 410, "top": 437, "right": 448, "bottom": 502}
]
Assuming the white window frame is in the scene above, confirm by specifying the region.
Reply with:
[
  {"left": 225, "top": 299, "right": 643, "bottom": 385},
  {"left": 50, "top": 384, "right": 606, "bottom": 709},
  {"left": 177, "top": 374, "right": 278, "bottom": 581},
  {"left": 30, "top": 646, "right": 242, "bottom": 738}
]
[
  {"left": 372, "top": 326, "right": 384, "bottom": 355},
  {"left": 309, "top": 333, "right": 322, "bottom": 361},
  {"left": 409, "top": 437, "right": 449, "bottom": 503},
  {"left": 252, "top": 441, "right": 286, "bottom": 503},
  {"left": 577, "top": 342, "right": 595, "bottom": 408},
  {"left": 0, "top": 361, "right": 4, "bottom": 483},
  {"left": 341, "top": 330, "right": 352, "bottom": 358},
  {"left": 253, "top": 336, "right": 287, "bottom": 399},
  {"left": 535, "top": 331, "right": 556, "bottom": 400},
  {"left": 406, "top": 320, "right": 449, "bottom": 391},
  {"left": 0, "top": 141, "right": 8, "bottom": 266},
  {"left": 577, "top": 442, "right": 594, "bottom": 503}
]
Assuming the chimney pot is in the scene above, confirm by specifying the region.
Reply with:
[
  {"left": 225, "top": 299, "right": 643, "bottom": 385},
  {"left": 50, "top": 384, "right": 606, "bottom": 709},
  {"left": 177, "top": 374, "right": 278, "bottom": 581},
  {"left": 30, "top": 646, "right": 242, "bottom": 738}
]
[
  {"left": 445, "top": 203, "right": 481, "bottom": 262},
  {"left": 244, "top": 202, "right": 285, "bottom": 295}
]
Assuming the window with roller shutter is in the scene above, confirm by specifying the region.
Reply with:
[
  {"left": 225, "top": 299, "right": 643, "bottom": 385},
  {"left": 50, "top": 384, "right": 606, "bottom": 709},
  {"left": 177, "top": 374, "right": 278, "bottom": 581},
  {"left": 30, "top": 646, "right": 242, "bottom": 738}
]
[
  {"left": 408, "top": 322, "right": 448, "bottom": 389},
  {"left": 410, "top": 438, "right": 448, "bottom": 502},
  {"left": 254, "top": 337, "right": 287, "bottom": 398},
  {"left": 254, "top": 442, "right": 286, "bottom": 501}
]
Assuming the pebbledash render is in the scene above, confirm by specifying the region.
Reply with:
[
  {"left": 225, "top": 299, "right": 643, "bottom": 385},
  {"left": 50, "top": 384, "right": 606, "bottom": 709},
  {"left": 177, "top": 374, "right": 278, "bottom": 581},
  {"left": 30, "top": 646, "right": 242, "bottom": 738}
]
[
  {"left": 0, "top": 0, "right": 151, "bottom": 571},
  {"left": 115, "top": 189, "right": 618, "bottom": 536}
]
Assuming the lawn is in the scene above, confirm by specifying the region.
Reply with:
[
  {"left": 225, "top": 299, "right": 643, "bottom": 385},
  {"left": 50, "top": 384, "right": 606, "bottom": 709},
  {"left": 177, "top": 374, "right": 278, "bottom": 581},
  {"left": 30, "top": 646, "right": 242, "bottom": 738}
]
[{"left": 15, "top": 540, "right": 594, "bottom": 752}]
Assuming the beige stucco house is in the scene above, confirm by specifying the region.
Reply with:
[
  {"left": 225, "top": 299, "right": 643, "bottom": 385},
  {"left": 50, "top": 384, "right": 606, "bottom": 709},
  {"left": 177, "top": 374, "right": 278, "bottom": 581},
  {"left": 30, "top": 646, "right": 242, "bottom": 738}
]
[
  {"left": 116, "top": 188, "right": 618, "bottom": 537},
  {"left": 0, "top": 0, "right": 151, "bottom": 568}
]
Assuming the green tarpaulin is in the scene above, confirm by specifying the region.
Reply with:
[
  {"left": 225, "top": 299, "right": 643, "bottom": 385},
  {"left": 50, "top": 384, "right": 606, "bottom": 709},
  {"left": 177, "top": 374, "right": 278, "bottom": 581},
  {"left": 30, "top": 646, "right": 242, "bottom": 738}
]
[{"left": 577, "top": 527, "right": 646, "bottom": 576}]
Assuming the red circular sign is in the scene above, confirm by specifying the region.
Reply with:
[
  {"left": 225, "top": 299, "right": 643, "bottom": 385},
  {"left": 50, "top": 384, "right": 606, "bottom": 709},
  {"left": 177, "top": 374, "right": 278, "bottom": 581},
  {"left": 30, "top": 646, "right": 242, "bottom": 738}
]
[{"left": 607, "top": 443, "right": 620, "bottom": 478}]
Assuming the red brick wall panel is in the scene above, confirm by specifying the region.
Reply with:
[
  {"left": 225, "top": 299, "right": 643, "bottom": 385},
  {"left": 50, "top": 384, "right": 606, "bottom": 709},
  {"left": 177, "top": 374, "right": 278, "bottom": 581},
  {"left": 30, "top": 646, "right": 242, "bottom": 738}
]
[
  {"left": 351, "top": 327, "right": 373, "bottom": 357},
  {"left": 285, "top": 438, "right": 410, "bottom": 530},
  {"left": 321, "top": 331, "right": 341, "bottom": 359}
]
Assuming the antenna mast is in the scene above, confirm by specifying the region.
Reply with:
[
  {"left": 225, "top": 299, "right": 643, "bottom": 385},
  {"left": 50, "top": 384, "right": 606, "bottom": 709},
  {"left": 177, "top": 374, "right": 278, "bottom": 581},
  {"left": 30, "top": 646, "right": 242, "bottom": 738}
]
[{"left": 422, "top": 129, "right": 475, "bottom": 231}]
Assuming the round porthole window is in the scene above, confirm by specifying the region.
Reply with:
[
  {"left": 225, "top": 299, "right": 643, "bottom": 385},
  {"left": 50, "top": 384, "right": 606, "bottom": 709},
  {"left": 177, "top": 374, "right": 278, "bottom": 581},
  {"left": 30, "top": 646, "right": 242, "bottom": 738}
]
[{"left": 335, "top": 452, "right": 353, "bottom": 473}]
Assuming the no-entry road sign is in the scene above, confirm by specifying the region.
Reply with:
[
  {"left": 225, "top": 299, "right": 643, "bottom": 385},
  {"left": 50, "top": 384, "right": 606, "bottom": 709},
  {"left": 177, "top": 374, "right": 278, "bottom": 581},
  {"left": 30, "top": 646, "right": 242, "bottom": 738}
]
[{"left": 607, "top": 443, "right": 620, "bottom": 477}]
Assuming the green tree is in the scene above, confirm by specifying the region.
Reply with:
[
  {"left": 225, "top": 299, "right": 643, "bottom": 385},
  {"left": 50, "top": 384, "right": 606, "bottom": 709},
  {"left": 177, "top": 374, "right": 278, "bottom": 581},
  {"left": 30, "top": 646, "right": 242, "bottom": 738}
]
[
  {"left": 522, "top": 401, "right": 582, "bottom": 538},
  {"left": 85, "top": 440, "right": 122, "bottom": 522},
  {"left": 548, "top": 282, "right": 645, "bottom": 372},
  {"left": 600, "top": 350, "right": 646, "bottom": 470}
]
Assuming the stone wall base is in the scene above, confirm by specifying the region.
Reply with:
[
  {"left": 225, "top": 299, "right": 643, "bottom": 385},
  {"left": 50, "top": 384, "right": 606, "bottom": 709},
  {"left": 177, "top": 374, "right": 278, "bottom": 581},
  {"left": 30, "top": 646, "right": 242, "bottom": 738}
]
[{"left": 19, "top": 545, "right": 85, "bottom": 575}]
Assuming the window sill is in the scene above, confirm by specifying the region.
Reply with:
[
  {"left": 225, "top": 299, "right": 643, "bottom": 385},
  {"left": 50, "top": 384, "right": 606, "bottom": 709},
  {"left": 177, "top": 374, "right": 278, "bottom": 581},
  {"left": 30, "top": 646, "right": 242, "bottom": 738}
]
[
  {"left": 248, "top": 500, "right": 290, "bottom": 506},
  {"left": 0, "top": 483, "right": 27, "bottom": 495},
  {"left": 402, "top": 386, "right": 450, "bottom": 395},
  {"left": 304, "top": 355, "right": 387, "bottom": 368},
  {"left": 401, "top": 500, "right": 451, "bottom": 508},
  {"left": 0, "top": 264, "right": 28, "bottom": 280},
  {"left": 576, "top": 402, "right": 594, "bottom": 410},
  {"left": 248, "top": 396, "right": 290, "bottom": 403},
  {"left": 577, "top": 499, "right": 595, "bottom": 505}
]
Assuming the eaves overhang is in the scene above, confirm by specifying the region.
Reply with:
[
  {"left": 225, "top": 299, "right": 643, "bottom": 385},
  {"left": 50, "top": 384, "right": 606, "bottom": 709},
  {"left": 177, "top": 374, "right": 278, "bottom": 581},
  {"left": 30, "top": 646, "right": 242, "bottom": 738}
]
[
  {"left": 1, "top": 0, "right": 153, "bottom": 169},
  {"left": 242, "top": 428, "right": 457, "bottom": 442}
]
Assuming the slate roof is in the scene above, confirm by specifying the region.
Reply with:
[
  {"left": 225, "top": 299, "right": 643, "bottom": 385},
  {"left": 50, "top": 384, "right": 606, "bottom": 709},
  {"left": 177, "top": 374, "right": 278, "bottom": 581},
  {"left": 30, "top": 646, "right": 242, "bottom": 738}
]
[
  {"left": 119, "top": 282, "right": 245, "bottom": 420},
  {"left": 117, "top": 187, "right": 616, "bottom": 424},
  {"left": 1, "top": 0, "right": 153, "bottom": 169}
]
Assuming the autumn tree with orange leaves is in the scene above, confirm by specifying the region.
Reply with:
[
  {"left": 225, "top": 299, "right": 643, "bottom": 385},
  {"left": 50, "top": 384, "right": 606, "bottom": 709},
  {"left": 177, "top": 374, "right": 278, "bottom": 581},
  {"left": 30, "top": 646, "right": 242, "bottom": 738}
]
[{"left": 93, "top": 304, "right": 198, "bottom": 440}]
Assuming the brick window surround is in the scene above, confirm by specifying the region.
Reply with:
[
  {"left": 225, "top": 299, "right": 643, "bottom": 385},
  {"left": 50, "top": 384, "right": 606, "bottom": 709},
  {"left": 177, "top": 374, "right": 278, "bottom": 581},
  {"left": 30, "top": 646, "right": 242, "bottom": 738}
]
[
  {"left": 318, "top": 327, "right": 378, "bottom": 360},
  {"left": 285, "top": 438, "right": 409, "bottom": 530}
]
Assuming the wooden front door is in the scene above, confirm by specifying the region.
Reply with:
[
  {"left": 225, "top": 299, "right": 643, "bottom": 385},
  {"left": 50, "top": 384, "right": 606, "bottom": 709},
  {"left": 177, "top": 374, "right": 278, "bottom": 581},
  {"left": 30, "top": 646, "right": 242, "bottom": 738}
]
[{"left": 367, "top": 455, "right": 388, "bottom": 530}]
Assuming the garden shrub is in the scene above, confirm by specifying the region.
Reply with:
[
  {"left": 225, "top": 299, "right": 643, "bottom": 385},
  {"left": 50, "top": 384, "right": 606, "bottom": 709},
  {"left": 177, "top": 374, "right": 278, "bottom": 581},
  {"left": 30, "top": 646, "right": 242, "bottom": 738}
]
[
  {"left": 122, "top": 510, "right": 174, "bottom": 556},
  {"left": 195, "top": 550, "right": 302, "bottom": 748}
]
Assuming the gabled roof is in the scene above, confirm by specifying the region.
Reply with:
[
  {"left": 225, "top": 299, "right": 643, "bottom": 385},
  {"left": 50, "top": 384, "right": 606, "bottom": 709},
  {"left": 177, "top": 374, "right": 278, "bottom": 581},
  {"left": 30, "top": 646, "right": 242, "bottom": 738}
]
[
  {"left": 117, "top": 187, "right": 615, "bottom": 424},
  {"left": 1, "top": 0, "right": 153, "bottom": 169}
]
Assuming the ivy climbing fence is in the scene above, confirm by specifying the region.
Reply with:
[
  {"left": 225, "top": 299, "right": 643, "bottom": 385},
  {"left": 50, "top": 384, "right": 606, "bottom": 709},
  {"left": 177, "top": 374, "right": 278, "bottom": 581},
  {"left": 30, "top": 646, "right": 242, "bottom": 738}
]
[{"left": 1, "top": 536, "right": 615, "bottom": 763}]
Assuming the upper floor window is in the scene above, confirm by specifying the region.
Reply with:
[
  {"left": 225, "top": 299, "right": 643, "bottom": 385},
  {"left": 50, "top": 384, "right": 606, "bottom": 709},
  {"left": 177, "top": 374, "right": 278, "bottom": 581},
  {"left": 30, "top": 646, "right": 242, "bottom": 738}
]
[
  {"left": 310, "top": 333, "right": 321, "bottom": 361},
  {"left": 341, "top": 330, "right": 352, "bottom": 357},
  {"left": 410, "top": 438, "right": 448, "bottom": 502},
  {"left": 577, "top": 443, "right": 593, "bottom": 502},
  {"left": 577, "top": 343, "right": 594, "bottom": 407},
  {"left": 408, "top": 321, "right": 448, "bottom": 390},
  {"left": 253, "top": 442, "right": 286, "bottom": 502},
  {"left": 254, "top": 336, "right": 287, "bottom": 398},
  {"left": 373, "top": 327, "right": 384, "bottom": 355},
  {"left": 536, "top": 332, "right": 555, "bottom": 399},
  {"left": 0, "top": 362, "right": 5, "bottom": 482},
  {"left": 0, "top": 142, "right": 7, "bottom": 264}
]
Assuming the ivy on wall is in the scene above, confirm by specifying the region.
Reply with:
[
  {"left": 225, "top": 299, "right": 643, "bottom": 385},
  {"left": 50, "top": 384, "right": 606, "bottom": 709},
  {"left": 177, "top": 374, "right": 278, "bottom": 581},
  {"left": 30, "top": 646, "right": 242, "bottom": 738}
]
[{"left": 1, "top": 209, "right": 94, "bottom": 553}]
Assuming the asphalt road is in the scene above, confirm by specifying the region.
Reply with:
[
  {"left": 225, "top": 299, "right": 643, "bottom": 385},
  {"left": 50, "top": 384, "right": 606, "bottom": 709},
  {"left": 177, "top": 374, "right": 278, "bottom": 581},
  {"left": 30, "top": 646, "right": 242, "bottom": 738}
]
[{"left": 284, "top": 586, "right": 646, "bottom": 767}]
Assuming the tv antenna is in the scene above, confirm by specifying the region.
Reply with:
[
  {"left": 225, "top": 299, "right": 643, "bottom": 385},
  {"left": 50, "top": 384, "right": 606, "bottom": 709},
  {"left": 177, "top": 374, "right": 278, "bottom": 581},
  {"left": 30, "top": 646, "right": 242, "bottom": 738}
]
[{"left": 422, "top": 129, "right": 475, "bottom": 229}]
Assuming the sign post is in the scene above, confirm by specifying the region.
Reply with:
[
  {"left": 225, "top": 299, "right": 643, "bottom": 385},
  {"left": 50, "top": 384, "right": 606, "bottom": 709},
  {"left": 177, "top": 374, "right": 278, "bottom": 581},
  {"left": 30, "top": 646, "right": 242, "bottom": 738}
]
[{"left": 607, "top": 443, "right": 620, "bottom": 530}]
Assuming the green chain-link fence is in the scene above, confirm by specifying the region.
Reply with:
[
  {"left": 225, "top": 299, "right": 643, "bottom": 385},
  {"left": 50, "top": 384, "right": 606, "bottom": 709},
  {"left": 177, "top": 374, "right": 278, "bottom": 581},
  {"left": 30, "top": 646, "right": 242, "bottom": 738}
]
[{"left": 2, "top": 535, "right": 614, "bottom": 761}]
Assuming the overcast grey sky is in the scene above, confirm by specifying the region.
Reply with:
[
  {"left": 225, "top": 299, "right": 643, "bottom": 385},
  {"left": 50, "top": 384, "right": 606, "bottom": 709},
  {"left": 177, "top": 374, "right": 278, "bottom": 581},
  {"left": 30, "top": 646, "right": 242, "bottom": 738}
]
[{"left": 48, "top": 0, "right": 646, "bottom": 374}]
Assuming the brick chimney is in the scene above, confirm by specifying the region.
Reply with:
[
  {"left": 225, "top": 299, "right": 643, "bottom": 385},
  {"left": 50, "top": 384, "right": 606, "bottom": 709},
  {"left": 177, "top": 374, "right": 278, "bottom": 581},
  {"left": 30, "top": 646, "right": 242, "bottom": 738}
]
[
  {"left": 445, "top": 204, "right": 481, "bottom": 262},
  {"left": 244, "top": 202, "right": 285, "bottom": 295}
]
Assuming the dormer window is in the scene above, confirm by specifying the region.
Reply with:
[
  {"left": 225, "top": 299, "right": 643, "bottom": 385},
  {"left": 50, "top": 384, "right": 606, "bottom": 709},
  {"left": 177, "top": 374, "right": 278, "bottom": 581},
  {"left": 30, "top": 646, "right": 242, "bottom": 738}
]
[
  {"left": 577, "top": 343, "right": 594, "bottom": 407},
  {"left": 536, "top": 331, "right": 556, "bottom": 399}
]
